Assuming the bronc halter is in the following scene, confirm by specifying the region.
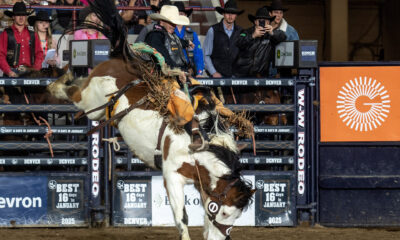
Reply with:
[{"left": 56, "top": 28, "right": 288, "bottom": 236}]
[{"left": 195, "top": 161, "right": 239, "bottom": 239}]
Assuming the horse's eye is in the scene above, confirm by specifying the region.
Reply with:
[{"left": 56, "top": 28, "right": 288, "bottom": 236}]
[{"left": 222, "top": 212, "right": 227, "bottom": 217}]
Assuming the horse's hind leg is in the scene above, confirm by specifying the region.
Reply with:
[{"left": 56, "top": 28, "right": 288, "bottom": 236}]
[{"left": 163, "top": 173, "right": 191, "bottom": 240}]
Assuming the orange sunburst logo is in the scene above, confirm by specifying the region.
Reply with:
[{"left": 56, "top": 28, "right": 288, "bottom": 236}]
[{"left": 336, "top": 76, "right": 390, "bottom": 132}]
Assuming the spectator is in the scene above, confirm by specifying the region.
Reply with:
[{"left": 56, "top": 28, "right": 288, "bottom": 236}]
[
  {"left": 268, "top": 0, "right": 298, "bottom": 77},
  {"left": 268, "top": 0, "right": 298, "bottom": 40},
  {"left": 134, "top": 0, "right": 170, "bottom": 43},
  {"left": 0, "top": 1, "right": 45, "bottom": 129},
  {"left": 73, "top": 7, "right": 106, "bottom": 77},
  {"left": 28, "top": 10, "right": 58, "bottom": 67},
  {"left": 173, "top": 2, "right": 204, "bottom": 78},
  {"left": 74, "top": 6, "right": 107, "bottom": 40},
  {"left": 51, "top": 0, "right": 82, "bottom": 34},
  {"left": 145, "top": 4, "right": 192, "bottom": 72},
  {"left": 132, "top": 11, "right": 147, "bottom": 34},
  {"left": 203, "top": 0, "right": 243, "bottom": 78},
  {"left": 0, "top": 2, "right": 44, "bottom": 77},
  {"left": 117, "top": 0, "right": 136, "bottom": 24},
  {"left": 233, "top": 6, "right": 286, "bottom": 78}
]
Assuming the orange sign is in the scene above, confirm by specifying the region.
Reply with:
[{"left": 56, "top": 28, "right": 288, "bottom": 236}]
[{"left": 320, "top": 66, "right": 400, "bottom": 142}]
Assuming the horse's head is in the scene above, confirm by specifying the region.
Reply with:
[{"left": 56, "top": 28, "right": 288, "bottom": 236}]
[
  {"left": 256, "top": 89, "right": 281, "bottom": 104},
  {"left": 47, "top": 70, "right": 81, "bottom": 101},
  {"left": 202, "top": 176, "right": 255, "bottom": 240},
  {"left": 196, "top": 145, "right": 255, "bottom": 240}
]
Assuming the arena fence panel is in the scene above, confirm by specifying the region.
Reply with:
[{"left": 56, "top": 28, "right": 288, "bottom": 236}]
[{"left": 0, "top": 77, "right": 107, "bottom": 227}]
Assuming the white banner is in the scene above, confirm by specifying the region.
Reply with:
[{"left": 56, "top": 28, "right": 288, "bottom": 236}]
[{"left": 151, "top": 175, "right": 255, "bottom": 226}]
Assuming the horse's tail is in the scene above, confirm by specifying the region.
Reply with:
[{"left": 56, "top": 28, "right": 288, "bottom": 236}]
[
  {"left": 57, "top": 0, "right": 138, "bottom": 63},
  {"left": 86, "top": 0, "right": 129, "bottom": 59}
]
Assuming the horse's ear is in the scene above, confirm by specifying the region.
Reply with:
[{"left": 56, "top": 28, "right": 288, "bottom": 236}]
[
  {"left": 251, "top": 189, "right": 257, "bottom": 196},
  {"left": 62, "top": 64, "right": 70, "bottom": 73}
]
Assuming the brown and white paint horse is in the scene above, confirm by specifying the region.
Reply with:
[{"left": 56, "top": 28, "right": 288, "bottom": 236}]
[
  {"left": 49, "top": 58, "right": 254, "bottom": 240},
  {"left": 48, "top": 0, "right": 254, "bottom": 239}
]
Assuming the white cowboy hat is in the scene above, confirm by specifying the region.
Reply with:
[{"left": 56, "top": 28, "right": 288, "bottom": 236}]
[{"left": 149, "top": 5, "right": 190, "bottom": 26}]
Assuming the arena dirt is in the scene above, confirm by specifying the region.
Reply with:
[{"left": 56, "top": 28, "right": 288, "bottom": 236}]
[{"left": 1, "top": 226, "right": 400, "bottom": 240}]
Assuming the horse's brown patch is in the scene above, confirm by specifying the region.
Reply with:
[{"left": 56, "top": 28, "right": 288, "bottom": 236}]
[
  {"left": 212, "top": 179, "right": 240, "bottom": 207},
  {"left": 163, "top": 135, "right": 171, "bottom": 161},
  {"left": 177, "top": 162, "right": 211, "bottom": 188},
  {"left": 66, "top": 86, "right": 82, "bottom": 103},
  {"left": 88, "top": 58, "right": 154, "bottom": 111}
]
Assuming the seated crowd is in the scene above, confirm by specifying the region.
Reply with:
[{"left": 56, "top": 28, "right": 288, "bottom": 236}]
[{"left": 0, "top": 0, "right": 298, "bottom": 79}]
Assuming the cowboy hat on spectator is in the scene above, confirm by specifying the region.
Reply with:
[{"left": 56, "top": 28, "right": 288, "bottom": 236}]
[
  {"left": 215, "top": 0, "right": 244, "bottom": 15},
  {"left": 149, "top": 5, "right": 189, "bottom": 25},
  {"left": 4, "top": 2, "right": 34, "bottom": 17},
  {"left": 268, "top": 0, "right": 289, "bottom": 12},
  {"left": 248, "top": 6, "right": 275, "bottom": 23},
  {"left": 28, "top": 10, "right": 53, "bottom": 26},
  {"left": 173, "top": 2, "right": 193, "bottom": 17}
]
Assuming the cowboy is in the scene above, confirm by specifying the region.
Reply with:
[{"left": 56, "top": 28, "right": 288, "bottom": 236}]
[
  {"left": 0, "top": 2, "right": 44, "bottom": 77},
  {"left": 173, "top": 2, "right": 204, "bottom": 78},
  {"left": 144, "top": 5, "right": 210, "bottom": 151},
  {"left": 203, "top": 0, "right": 243, "bottom": 78},
  {"left": 233, "top": 6, "right": 286, "bottom": 78},
  {"left": 268, "top": 0, "right": 299, "bottom": 41},
  {"left": 145, "top": 5, "right": 193, "bottom": 73}
]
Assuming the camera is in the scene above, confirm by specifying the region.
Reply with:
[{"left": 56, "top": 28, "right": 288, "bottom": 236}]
[{"left": 259, "top": 19, "right": 265, "bottom": 27}]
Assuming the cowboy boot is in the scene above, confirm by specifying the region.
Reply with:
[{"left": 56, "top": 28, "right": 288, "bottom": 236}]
[{"left": 188, "top": 116, "right": 209, "bottom": 152}]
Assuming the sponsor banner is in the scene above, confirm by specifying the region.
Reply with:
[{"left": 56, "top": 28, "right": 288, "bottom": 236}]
[
  {"left": 0, "top": 176, "right": 47, "bottom": 225},
  {"left": 0, "top": 175, "right": 87, "bottom": 226},
  {"left": 320, "top": 66, "right": 400, "bottom": 141},
  {"left": 114, "top": 175, "right": 256, "bottom": 226},
  {"left": 47, "top": 177, "right": 87, "bottom": 225},
  {"left": 0, "top": 126, "right": 87, "bottom": 135},
  {"left": 113, "top": 175, "right": 152, "bottom": 226},
  {"left": 254, "top": 173, "right": 296, "bottom": 226},
  {"left": 0, "top": 78, "right": 54, "bottom": 86},
  {"left": 296, "top": 86, "right": 306, "bottom": 201},
  {"left": 197, "top": 79, "right": 294, "bottom": 86},
  {"left": 151, "top": 175, "right": 204, "bottom": 226}
]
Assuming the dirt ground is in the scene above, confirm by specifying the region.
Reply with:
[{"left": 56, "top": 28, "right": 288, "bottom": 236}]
[{"left": 1, "top": 226, "right": 400, "bottom": 240}]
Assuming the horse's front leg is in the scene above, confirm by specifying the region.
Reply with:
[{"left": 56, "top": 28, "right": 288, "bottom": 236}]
[{"left": 163, "top": 171, "right": 190, "bottom": 240}]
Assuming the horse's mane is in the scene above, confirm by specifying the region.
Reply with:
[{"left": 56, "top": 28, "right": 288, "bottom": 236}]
[
  {"left": 207, "top": 144, "right": 254, "bottom": 210},
  {"left": 18, "top": 66, "right": 66, "bottom": 78}
]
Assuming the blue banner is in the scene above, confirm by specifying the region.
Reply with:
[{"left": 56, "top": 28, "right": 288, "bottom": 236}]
[{"left": 0, "top": 176, "right": 48, "bottom": 225}]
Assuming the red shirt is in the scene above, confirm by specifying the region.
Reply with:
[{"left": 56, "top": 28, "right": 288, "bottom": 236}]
[{"left": 0, "top": 24, "right": 44, "bottom": 75}]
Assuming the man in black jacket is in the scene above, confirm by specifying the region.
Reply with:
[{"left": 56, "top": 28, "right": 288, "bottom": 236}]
[
  {"left": 233, "top": 6, "right": 286, "bottom": 78},
  {"left": 203, "top": 0, "right": 244, "bottom": 78},
  {"left": 145, "top": 4, "right": 193, "bottom": 73}
]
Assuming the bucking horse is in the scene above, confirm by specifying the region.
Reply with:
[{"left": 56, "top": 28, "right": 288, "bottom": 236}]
[{"left": 48, "top": 0, "right": 255, "bottom": 239}]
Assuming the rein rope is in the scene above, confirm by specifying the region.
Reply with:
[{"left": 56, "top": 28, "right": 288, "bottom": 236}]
[
  {"left": 78, "top": 79, "right": 142, "bottom": 120},
  {"left": 102, "top": 137, "right": 120, "bottom": 180},
  {"left": 23, "top": 91, "right": 54, "bottom": 158}
]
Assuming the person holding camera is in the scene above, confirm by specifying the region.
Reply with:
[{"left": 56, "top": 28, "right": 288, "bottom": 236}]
[{"left": 233, "top": 6, "right": 286, "bottom": 78}]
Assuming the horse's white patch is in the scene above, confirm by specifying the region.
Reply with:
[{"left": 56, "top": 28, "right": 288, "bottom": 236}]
[{"left": 75, "top": 76, "right": 118, "bottom": 120}]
